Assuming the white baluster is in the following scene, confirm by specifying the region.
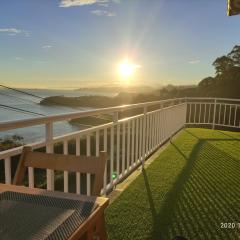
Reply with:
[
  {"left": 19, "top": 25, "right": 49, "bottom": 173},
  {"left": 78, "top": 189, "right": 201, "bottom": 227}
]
[
  {"left": 122, "top": 123, "right": 126, "bottom": 176},
  {"left": 103, "top": 128, "right": 108, "bottom": 194},
  {"left": 116, "top": 124, "right": 120, "bottom": 180},
  {"left": 63, "top": 140, "right": 69, "bottom": 193},
  {"left": 76, "top": 136, "right": 81, "bottom": 194},
  {"left": 127, "top": 121, "right": 131, "bottom": 172},
  {"left": 86, "top": 134, "right": 91, "bottom": 196},
  {"left": 135, "top": 118, "right": 139, "bottom": 163},
  {"left": 131, "top": 119, "right": 135, "bottom": 168}
]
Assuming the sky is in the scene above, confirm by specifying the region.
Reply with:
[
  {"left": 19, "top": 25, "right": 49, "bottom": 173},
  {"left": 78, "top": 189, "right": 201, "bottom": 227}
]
[{"left": 0, "top": 0, "right": 239, "bottom": 89}]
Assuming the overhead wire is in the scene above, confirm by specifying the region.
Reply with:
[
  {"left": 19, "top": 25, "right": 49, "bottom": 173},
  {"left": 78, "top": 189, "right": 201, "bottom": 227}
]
[
  {"left": 0, "top": 84, "right": 65, "bottom": 117},
  {"left": 0, "top": 104, "right": 46, "bottom": 117},
  {"left": 0, "top": 90, "right": 39, "bottom": 104},
  {"left": 0, "top": 84, "right": 44, "bottom": 100},
  {"left": 0, "top": 84, "right": 48, "bottom": 117}
]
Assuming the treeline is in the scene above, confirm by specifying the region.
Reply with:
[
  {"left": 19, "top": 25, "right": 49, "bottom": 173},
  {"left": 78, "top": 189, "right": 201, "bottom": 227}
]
[{"left": 159, "top": 45, "right": 240, "bottom": 99}]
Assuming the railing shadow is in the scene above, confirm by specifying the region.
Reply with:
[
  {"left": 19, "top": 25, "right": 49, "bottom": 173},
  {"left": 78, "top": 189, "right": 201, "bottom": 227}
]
[{"left": 142, "top": 168, "right": 161, "bottom": 238}]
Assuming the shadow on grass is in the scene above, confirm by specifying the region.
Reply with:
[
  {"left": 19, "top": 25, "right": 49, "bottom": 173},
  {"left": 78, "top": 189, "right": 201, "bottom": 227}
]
[{"left": 142, "top": 130, "right": 240, "bottom": 240}]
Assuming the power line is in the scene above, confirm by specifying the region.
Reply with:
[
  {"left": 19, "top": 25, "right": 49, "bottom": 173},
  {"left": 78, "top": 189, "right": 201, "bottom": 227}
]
[
  {"left": 0, "top": 106, "right": 38, "bottom": 117},
  {"left": 0, "top": 91, "right": 39, "bottom": 104},
  {"left": 0, "top": 104, "right": 46, "bottom": 117},
  {"left": 0, "top": 84, "right": 44, "bottom": 100}
]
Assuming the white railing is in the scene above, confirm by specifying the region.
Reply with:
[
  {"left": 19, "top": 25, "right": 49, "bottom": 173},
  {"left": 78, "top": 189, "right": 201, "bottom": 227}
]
[
  {"left": 0, "top": 98, "right": 186, "bottom": 195},
  {"left": 1, "top": 97, "right": 239, "bottom": 196},
  {"left": 186, "top": 98, "right": 240, "bottom": 129}
]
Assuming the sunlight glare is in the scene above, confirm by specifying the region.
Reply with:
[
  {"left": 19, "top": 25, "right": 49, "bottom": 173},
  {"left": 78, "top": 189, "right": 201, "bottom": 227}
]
[{"left": 118, "top": 59, "right": 141, "bottom": 79}]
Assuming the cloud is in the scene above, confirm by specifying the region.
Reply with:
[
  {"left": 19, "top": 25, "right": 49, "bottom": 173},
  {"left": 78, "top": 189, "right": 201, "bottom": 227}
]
[
  {"left": 42, "top": 45, "right": 52, "bottom": 49},
  {"left": 188, "top": 59, "right": 200, "bottom": 64},
  {"left": 91, "top": 9, "right": 116, "bottom": 16},
  {"left": 0, "top": 28, "right": 21, "bottom": 34},
  {"left": 59, "top": 0, "right": 109, "bottom": 7},
  {"left": 36, "top": 60, "right": 48, "bottom": 64},
  {"left": 15, "top": 57, "right": 24, "bottom": 61},
  {"left": 98, "top": 3, "right": 108, "bottom": 7},
  {"left": 0, "top": 28, "right": 30, "bottom": 37}
]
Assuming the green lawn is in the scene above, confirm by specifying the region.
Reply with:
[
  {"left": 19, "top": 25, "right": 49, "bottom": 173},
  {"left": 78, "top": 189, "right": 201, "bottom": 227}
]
[{"left": 106, "top": 128, "right": 240, "bottom": 240}]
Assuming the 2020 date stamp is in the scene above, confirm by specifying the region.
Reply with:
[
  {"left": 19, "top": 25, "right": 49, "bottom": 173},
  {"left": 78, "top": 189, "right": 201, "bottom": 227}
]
[{"left": 220, "top": 222, "right": 240, "bottom": 229}]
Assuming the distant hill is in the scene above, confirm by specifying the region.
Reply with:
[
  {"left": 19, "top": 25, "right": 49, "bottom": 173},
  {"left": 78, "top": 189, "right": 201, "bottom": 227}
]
[
  {"left": 76, "top": 84, "right": 156, "bottom": 94},
  {"left": 40, "top": 92, "right": 160, "bottom": 108}
]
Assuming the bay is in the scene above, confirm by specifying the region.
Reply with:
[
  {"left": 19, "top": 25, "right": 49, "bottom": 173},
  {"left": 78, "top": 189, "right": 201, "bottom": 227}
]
[{"left": 0, "top": 88, "right": 114, "bottom": 143}]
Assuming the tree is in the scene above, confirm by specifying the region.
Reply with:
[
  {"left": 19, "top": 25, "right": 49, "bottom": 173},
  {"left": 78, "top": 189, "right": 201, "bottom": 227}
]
[
  {"left": 198, "top": 77, "right": 214, "bottom": 88},
  {"left": 212, "top": 56, "right": 234, "bottom": 75},
  {"left": 227, "top": 45, "right": 240, "bottom": 67}
]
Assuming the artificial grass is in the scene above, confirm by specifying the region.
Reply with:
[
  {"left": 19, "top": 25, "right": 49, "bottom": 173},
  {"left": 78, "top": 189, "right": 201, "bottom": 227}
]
[{"left": 106, "top": 128, "right": 240, "bottom": 240}]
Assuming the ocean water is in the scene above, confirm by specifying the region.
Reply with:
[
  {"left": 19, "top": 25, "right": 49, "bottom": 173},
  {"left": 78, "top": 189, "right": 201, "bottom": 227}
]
[{"left": 0, "top": 88, "right": 114, "bottom": 143}]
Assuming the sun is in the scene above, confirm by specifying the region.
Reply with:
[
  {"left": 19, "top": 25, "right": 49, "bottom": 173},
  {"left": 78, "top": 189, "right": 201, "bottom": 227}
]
[{"left": 118, "top": 59, "right": 140, "bottom": 78}]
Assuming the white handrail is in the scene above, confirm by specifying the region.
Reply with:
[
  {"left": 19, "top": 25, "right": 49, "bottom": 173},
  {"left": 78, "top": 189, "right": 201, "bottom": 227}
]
[{"left": 0, "top": 98, "right": 185, "bottom": 131}]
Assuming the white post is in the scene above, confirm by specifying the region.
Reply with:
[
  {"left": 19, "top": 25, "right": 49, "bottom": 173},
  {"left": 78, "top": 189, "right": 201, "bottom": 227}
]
[
  {"left": 63, "top": 140, "right": 69, "bottom": 193},
  {"left": 103, "top": 128, "right": 108, "bottom": 194},
  {"left": 46, "top": 122, "right": 54, "bottom": 191},
  {"left": 234, "top": 105, "right": 237, "bottom": 126},
  {"left": 131, "top": 119, "right": 135, "bottom": 168},
  {"left": 135, "top": 118, "right": 139, "bottom": 164},
  {"left": 86, "top": 134, "right": 91, "bottom": 196},
  {"left": 76, "top": 136, "right": 81, "bottom": 194},
  {"left": 212, "top": 99, "right": 217, "bottom": 129},
  {"left": 126, "top": 121, "right": 130, "bottom": 172},
  {"left": 142, "top": 105, "right": 147, "bottom": 168},
  {"left": 122, "top": 122, "right": 126, "bottom": 176},
  {"left": 111, "top": 112, "right": 118, "bottom": 186},
  {"left": 116, "top": 121, "right": 120, "bottom": 181}
]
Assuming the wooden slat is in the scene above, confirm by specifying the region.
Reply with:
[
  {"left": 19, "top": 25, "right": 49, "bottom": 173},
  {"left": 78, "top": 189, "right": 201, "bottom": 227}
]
[
  {"left": 14, "top": 147, "right": 108, "bottom": 196},
  {"left": 22, "top": 151, "right": 105, "bottom": 173},
  {"left": 28, "top": 167, "right": 34, "bottom": 188},
  {"left": 4, "top": 157, "right": 11, "bottom": 184}
]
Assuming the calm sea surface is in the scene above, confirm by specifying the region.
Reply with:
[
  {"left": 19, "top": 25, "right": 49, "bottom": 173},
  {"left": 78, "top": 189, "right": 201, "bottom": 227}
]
[{"left": 0, "top": 89, "right": 114, "bottom": 143}]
